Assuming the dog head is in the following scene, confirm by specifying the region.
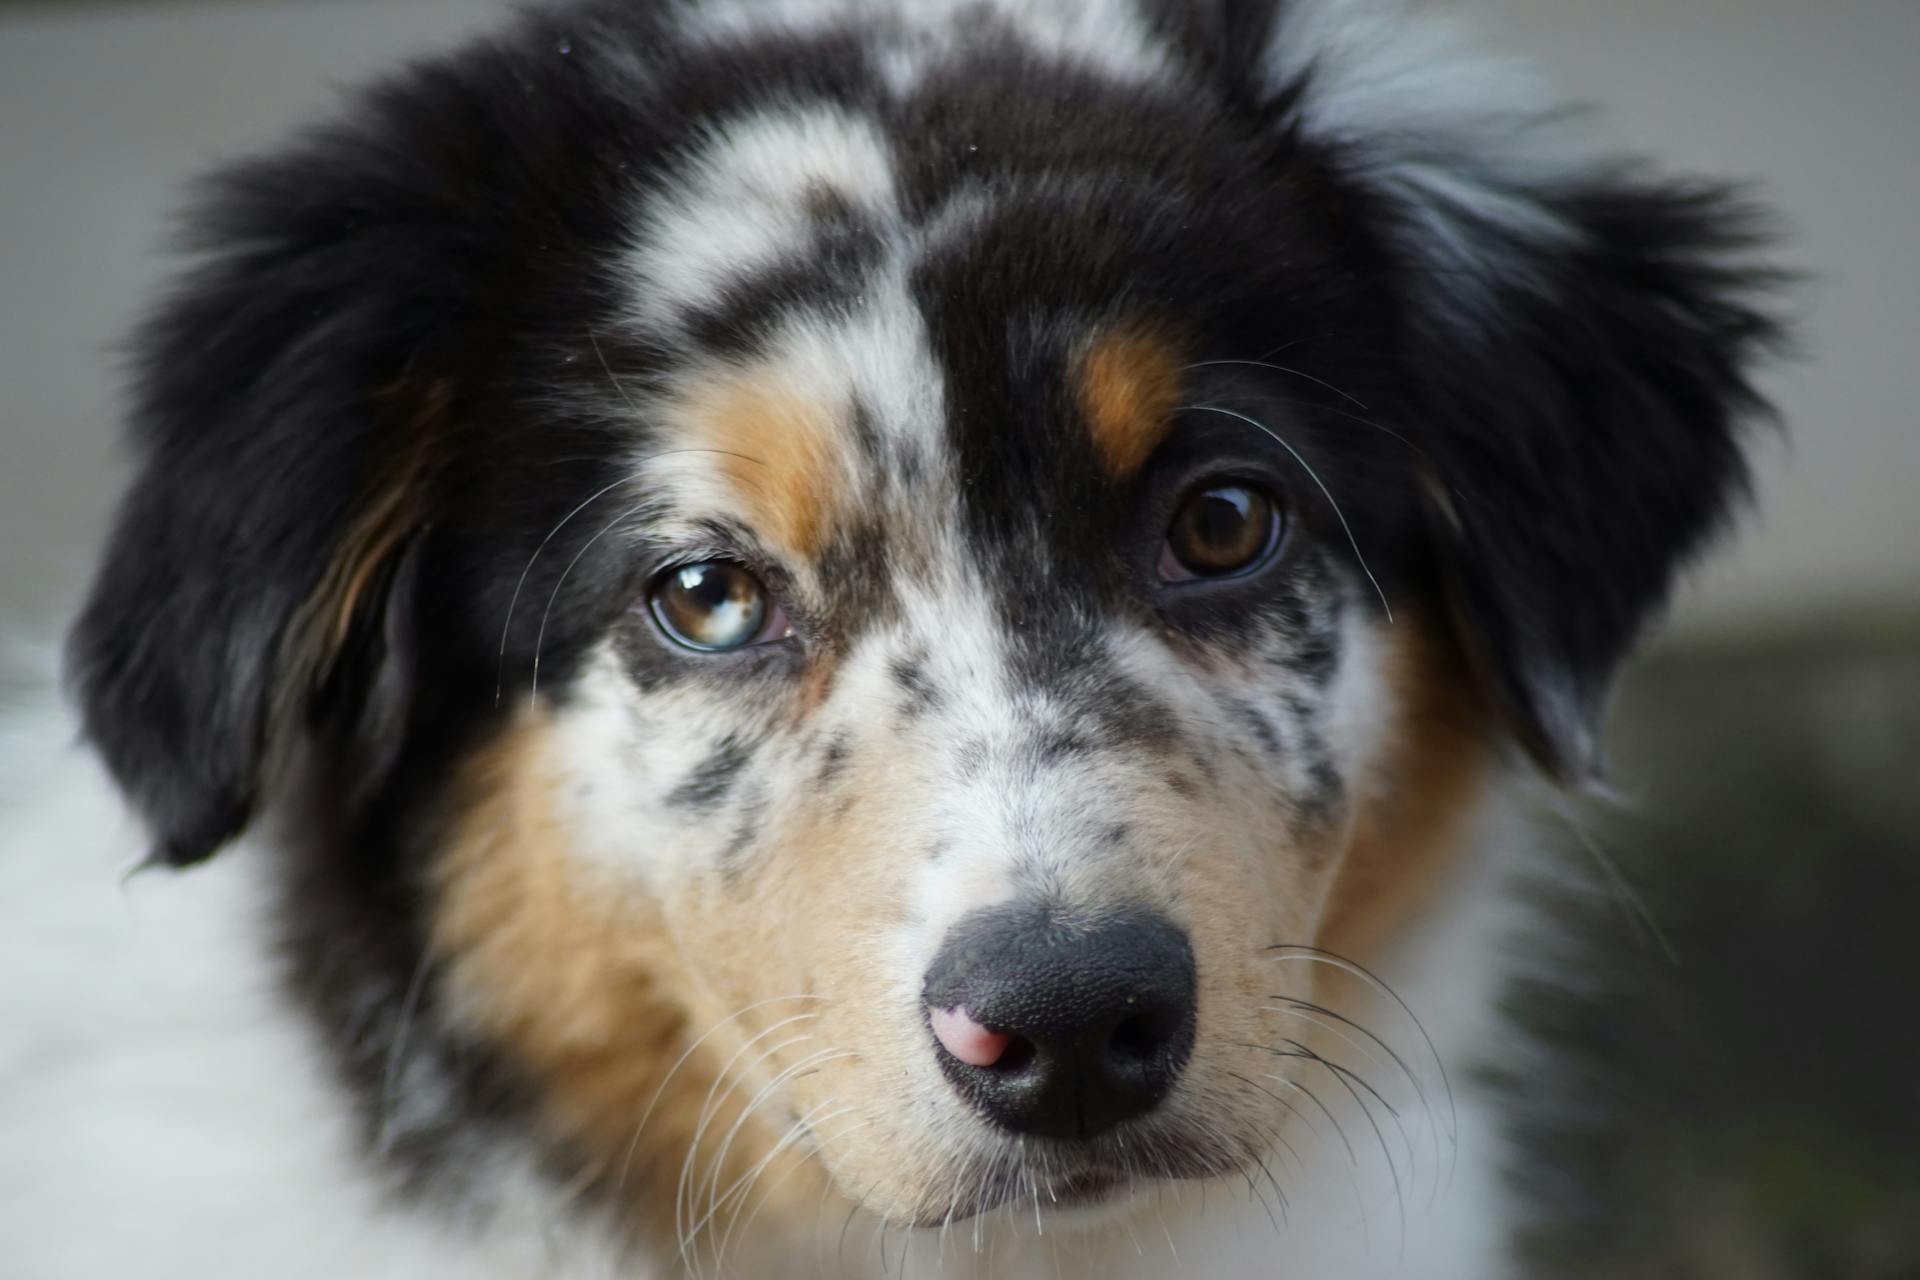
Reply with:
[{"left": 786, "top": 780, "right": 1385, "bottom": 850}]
[{"left": 68, "top": 0, "right": 1778, "bottom": 1255}]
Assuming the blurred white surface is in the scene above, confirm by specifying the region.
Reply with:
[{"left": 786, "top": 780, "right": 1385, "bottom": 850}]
[{"left": 0, "top": 0, "right": 1914, "bottom": 632}]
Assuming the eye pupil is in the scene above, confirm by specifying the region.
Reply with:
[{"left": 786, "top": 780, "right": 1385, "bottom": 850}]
[
  {"left": 650, "top": 561, "right": 769, "bottom": 651},
  {"left": 1165, "top": 484, "right": 1280, "bottom": 578}
]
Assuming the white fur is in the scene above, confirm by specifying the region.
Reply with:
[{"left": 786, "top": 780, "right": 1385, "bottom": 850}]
[
  {"left": 687, "top": 0, "right": 1180, "bottom": 94},
  {"left": 625, "top": 106, "right": 901, "bottom": 335},
  {"left": 0, "top": 675, "right": 633, "bottom": 1280}
]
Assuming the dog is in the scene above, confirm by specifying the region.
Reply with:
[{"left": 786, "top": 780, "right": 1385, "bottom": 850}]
[{"left": 3, "top": 0, "right": 1780, "bottom": 1275}]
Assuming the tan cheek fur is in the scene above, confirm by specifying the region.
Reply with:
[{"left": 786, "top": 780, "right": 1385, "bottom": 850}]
[
  {"left": 1077, "top": 324, "right": 1184, "bottom": 481},
  {"left": 682, "top": 755, "right": 949, "bottom": 1217},
  {"left": 1317, "top": 616, "right": 1491, "bottom": 961},
  {"left": 429, "top": 717, "right": 834, "bottom": 1251}
]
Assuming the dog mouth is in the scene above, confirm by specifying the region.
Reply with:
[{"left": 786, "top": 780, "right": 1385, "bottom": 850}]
[
  {"left": 918, "top": 1165, "right": 1133, "bottom": 1227},
  {"left": 905, "top": 1131, "right": 1246, "bottom": 1228}
]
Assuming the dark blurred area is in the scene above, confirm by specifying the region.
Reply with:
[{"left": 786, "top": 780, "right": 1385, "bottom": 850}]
[{"left": 1495, "top": 623, "right": 1920, "bottom": 1279}]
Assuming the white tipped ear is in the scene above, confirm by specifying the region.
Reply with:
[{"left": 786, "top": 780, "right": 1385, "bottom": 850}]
[
  {"left": 1260, "top": 0, "right": 1786, "bottom": 779},
  {"left": 1262, "top": 0, "right": 1593, "bottom": 305}
]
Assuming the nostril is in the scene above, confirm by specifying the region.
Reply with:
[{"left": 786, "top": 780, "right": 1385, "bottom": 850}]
[
  {"left": 1108, "top": 1009, "right": 1172, "bottom": 1066},
  {"left": 989, "top": 1032, "right": 1036, "bottom": 1074}
]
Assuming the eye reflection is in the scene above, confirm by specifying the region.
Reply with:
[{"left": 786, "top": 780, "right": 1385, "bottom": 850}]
[
  {"left": 1161, "top": 483, "right": 1282, "bottom": 581},
  {"left": 649, "top": 561, "right": 772, "bottom": 651}
]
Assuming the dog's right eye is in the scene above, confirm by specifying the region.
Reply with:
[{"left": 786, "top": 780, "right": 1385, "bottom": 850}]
[{"left": 648, "top": 561, "right": 789, "bottom": 652}]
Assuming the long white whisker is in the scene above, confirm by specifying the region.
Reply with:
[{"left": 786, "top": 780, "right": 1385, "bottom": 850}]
[
  {"left": 494, "top": 474, "right": 632, "bottom": 706},
  {"left": 589, "top": 329, "right": 640, "bottom": 414},
  {"left": 725, "top": 1111, "right": 878, "bottom": 1279},
  {"left": 618, "top": 995, "right": 827, "bottom": 1189},
  {"left": 677, "top": 1022, "right": 821, "bottom": 1255},
  {"left": 1179, "top": 403, "right": 1393, "bottom": 622},
  {"left": 528, "top": 500, "right": 648, "bottom": 708},
  {"left": 1181, "top": 357, "right": 1370, "bottom": 410},
  {"left": 699, "top": 1045, "right": 852, "bottom": 1241},
  {"left": 375, "top": 952, "right": 434, "bottom": 1154},
  {"left": 687, "top": 1088, "right": 853, "bottom": 1265}
]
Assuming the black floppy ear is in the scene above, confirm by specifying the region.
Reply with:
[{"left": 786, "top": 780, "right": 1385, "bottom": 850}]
[
  {"left": 1223, "top": 1, "right": 1786, "bottom": 779},
  {"left": 1399, "top": 178, "right": 1783, "bottom": 779},
  {"left": 66, "top": 133, "right": 460, "bottom": 868}
]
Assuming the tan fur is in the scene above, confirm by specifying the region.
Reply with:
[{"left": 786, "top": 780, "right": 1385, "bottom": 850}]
[
  {"left": 1077, "top": 325, "right": 1184, "bottom": 480},
  {"left": 672, "top": 366, "right": 850, "bottom": 558},
  {"left": 428, "top": 718, "right": 827, "bottom": 1253},
  {"left": 1318, "top": 617, "right": 1491, "bottom": 961},
  {"left": 286, "top": 381, "right": 447, "bottom": 677},
  {"left": 675, "top": 737, "right": 942, "bottom": 1221}
]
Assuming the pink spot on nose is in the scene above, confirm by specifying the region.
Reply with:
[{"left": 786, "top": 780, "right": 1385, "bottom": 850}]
[{"left": 931, "top": 1005, "right": 1013, "bottom": 1068}]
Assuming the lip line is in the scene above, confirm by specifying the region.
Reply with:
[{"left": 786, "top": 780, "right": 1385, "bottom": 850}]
[{"left": 920, "top": 1167, "right": 1133, "bottom": 1227}]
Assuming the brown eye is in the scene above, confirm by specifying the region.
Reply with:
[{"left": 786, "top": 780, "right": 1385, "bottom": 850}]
[
  {"left": 649, "top": 561, "right": 781, "bottom": 651},
  {"left": 1160, "top": 483, "right": 1282, "bottom": 581}
]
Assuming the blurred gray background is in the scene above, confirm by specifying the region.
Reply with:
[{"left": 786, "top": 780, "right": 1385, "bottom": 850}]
[{"left": 2, "top": 2, "right": 1916, "bottom": 1275}]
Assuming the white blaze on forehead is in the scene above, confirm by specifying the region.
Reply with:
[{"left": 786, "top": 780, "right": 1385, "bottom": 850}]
[
  {"left": 687, "top": 0, "right": 1181, "bottom": 93},
  {"left": 619, "top": 104, "right": 951, "bottom": 560},
  {"left": 626, "top": 105, "right": 899, "bottom": 333}
]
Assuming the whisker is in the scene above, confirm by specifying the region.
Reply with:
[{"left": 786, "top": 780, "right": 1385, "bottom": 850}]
[
  {"left": 1178, "top": 404, "right": 1393, "bottom": 622},
  {"left": 720, "top": 1113, "right": 870, "bottom": 1280},
  {"left": 1239, "top": 1158, "right": 1284, "bottom": 1238},
  {"left": 375, "top": 952, "right": 435, "bottom": 1154},
  {"left": 494, "top": 474, "right": 631, "bottom": 707},
  {"left": 837, "top": 1196, "right": 863, "bottom": 1275},
  {"left": 588, "top": 329, "right": 640, "bottom": 415},
  {"left": 1262, "top": 1008, "right": 1417, "bottom": 1180},
  {"left": 528, "top": 499, "right": 649, "bottom": 709},
  {"left": 1220, "top": 1066, "right": 1313, "bottom": 1171},
  {"left": 1180, "top": 357, "right": 1370, "bottom": 410},
  {"left": 1549, "top": 792, "right": 1680, "bottom": 966},
  {"left": 617, "top": 994, "right": 827, "bottom": 1189},
  {"left": 1262, "top": 945, "right": 1457, "bottom": 1146},
  {"left": 1284, "top": 1038, "right": 1407, "bottom": 1251},
  {"left": 698, "top": 1046, "right": 855, "bottom": 1244},
  {"left": 676, "top": 1024, "right": 820, "bottom": 1255},
  {"left": 702, "top": 1097, "right": 863, "bottom": 1272},
  {"left": 1267, "top": 994, "right": 1447, "bottom": 1200},
  {"left": 1260, "top": 1067, "right": 1373, "bottom": 1242},
  {"left": 1259, "top": 1069, "right": 1356, "bottom": 1166}
]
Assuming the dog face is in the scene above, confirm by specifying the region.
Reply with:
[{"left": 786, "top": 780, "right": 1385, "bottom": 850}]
[{"left": 68, "top": 0, "right": 1777, "bottom": 1257}]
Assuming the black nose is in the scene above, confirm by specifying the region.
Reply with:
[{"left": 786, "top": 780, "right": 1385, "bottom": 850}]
[{"left": 922, "top": 904, "right": 1197, "bottom": 1140}]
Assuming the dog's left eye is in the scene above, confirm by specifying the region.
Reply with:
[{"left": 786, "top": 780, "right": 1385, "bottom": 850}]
[
  {"left": 1159, "top": 482, "right": 1284, "bottom": 582},
  {"left": 648, "top": 561, "right": 789, "bottom": 652}
]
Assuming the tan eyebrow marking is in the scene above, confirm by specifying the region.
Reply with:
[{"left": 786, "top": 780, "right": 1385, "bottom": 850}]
[
  {"left": 672, "top": 366, "right": 850, "bottom": 559},
  {"left": 1076, "top": 323, "right": 1184, "bottom": 480}
]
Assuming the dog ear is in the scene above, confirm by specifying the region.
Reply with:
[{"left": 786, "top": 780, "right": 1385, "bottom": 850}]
[
  {"left": 1401, "top": 178, "right": 1782, "bottom": 779},
  {"left": 1240, "top": 0, "right": 1786, "bottom": 778},
  {"left": 66, "top": 133, "right": 461, "bottom": 868}
]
